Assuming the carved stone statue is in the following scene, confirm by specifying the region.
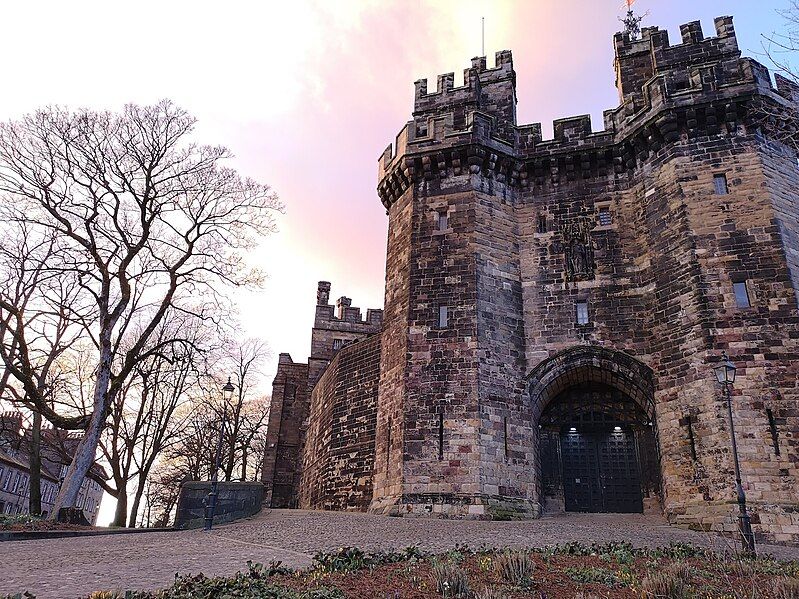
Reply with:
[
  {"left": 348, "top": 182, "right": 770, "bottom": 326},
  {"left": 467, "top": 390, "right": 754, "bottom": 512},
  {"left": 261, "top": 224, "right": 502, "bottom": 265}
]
[{"left": 560, "top": 213, "right": 596, "bottom": 281}]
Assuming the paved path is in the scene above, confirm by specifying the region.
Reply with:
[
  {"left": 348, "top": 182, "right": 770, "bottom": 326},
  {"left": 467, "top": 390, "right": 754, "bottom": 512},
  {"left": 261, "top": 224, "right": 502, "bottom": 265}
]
[{"left": 2, "top": 509, "right": 798, "bottom": 599}]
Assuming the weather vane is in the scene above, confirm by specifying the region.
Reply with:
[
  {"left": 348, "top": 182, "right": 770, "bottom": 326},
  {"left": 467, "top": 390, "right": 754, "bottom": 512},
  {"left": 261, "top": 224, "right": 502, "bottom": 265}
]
[{"left": 620, "top": 0, "right": 648, "bottom": 40}]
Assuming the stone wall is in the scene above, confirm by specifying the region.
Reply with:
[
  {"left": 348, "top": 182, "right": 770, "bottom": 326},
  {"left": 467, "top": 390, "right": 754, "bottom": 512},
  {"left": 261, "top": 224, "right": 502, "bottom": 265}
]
[
  {"left": 299, "top": 334, "right": 381, "bottom": 511},
  {"left": 262, "top": 283, "right": 383, "bottom": 508},
  {"left": 261, "top": 354, "right": 309, "bottom": 508},
  {"left": 174, "top": 481, "right": 263, "bottom": 529}
]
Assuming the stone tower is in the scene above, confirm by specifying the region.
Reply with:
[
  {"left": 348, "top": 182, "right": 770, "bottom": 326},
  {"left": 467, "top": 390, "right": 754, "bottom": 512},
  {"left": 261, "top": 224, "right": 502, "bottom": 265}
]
[{"left": 370, "top": 15, "right": 799, "bottom": 543}]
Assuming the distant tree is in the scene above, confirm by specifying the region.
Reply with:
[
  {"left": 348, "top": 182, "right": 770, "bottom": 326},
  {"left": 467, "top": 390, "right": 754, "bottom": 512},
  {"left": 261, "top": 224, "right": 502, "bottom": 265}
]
[
  {"left": 760, "top": 2, "right": 799, "bottom": 151},
  {"left": 0, "top": 101, "right": 282, "bottom": 518},
  {"left": 218, "top": 338, "right": 269, "bottom": 481}
]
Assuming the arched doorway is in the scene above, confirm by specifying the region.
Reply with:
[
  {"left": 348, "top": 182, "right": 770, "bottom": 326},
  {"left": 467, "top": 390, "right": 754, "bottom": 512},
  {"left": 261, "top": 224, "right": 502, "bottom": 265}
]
[{"left": 528, "top": 347, "right": 660, "bottom": 514}]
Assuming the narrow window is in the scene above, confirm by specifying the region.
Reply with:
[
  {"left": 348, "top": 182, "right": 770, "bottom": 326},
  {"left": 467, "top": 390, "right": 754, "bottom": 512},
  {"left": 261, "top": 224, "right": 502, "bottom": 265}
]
[
  {"left": 438, "top": 305, "right": 448, "bottom": 329},
  {"left": 386, "top": 418, "right": 392, "bottom": 466},
  {"left": 576, "top": 301, "right": 589, "bottom": 325},
  {"left": 438, "top": 412, "right": 444, "bottom": 460},
  {"left": 733, "top": 281, "right": 751, "bottom": 308},
  {"left": 503, "top": 417, "right": 509, "bottom": 459},
  {"left": 436, "top": 210, "right": 448, "bottom": 231},
  {"left": 332, "top": 338, "right": 344, "bottom": 351},
  {"left": 597, "top": 206, "right": 613, "bottom": 226},
  {"left": 767, "top": 409, "right": 780, "bottom": 456},
  {"left": 714, "top": 173, "right": 729, "bottom": 195},
  {"left": 537, "top": 214, "right": 547, "bottom": 234},
  {"left": 687, "top": 418, "right": 697, "bottom": 461},
  {"left": 680, "top": 415, "right": 697, "bottom": 460}
]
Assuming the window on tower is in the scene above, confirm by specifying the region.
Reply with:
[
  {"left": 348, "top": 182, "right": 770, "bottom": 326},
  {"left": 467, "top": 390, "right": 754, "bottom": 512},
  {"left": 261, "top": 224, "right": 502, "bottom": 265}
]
[
  {"left": 436, "top": 210, "right": 448, "bottom": 231},
  {"left": 576, "top": 301, "right": 589, "bottom": 325},
  {"left": 537, "top": 214, "right": 547, "bottom": 234},
  {"left": 714, "top": 173, "right": 729, "bottom": 195},
  {"left": 438, "top": 305, "right": 448, "bottom": 329},
  {"left": 733, "top": 281, "right": 751, "bottom": 308}
]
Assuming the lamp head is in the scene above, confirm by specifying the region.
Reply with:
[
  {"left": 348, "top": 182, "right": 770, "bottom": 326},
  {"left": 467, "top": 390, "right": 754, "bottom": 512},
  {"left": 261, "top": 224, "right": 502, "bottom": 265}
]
[
  {"left": 713, "top": 352, "right": 737, "bottom": 385},
  {"left": 222, "top": 376, "right": 235, "bottom": 401}
]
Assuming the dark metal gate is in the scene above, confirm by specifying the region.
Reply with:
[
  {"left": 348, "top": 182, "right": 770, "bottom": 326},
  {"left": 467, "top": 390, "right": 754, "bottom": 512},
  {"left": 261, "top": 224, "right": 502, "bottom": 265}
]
[{"left": 561, "top": 424, "right": 643, "bottom": 513}]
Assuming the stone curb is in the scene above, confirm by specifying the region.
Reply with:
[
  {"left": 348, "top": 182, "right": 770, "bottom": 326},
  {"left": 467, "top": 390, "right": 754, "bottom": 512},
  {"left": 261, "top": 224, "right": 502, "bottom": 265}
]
[{"left": 0, "top": 526, "right": 176, "bottom": 542}]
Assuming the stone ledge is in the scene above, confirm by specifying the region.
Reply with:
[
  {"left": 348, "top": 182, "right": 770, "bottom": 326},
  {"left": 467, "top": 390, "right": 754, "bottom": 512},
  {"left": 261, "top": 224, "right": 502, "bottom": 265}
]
[{"left": 369, "top": 493, "right": 540, "bottom": 520}]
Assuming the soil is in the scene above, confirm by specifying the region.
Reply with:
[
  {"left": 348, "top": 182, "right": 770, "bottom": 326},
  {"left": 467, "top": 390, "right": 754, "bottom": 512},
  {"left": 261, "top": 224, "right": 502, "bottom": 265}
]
[{"left": 269, "top": 552, "right": 799, "bottom": 598}]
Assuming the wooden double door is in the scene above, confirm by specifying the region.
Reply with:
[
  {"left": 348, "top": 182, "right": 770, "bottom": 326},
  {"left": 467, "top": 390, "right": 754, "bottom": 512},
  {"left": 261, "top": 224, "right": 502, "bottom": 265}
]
[{"left": 560, "top": 424, "right": 643, "bottom": 514}]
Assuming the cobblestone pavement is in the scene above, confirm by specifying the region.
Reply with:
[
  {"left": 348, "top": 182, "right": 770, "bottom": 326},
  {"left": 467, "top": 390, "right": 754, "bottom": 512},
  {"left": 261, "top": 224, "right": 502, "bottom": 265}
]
[{"left": 3, "top": 509, "right": 798, "bottom": 599}]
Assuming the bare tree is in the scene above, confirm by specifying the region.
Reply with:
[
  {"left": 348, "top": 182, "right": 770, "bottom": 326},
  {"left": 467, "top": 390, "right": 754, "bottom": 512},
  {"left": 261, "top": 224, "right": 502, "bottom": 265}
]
[
  {"left": 0, "top": 101, "right": 282, "bottom": 517},
  {"left": 217, "top": 338, "right": 269, "bottom": 481},
  {"left": 758, "top": 2, "right": 799, "bottom": 152},
  {"left": 127, "top": 318, "right": 204, "bottom": 527}
]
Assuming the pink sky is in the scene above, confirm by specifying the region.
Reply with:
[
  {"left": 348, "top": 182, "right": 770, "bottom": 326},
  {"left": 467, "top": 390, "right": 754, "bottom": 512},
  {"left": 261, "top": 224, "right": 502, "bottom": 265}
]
[{"left": 0, "top": 0, "right": 788, "bottom": 392}]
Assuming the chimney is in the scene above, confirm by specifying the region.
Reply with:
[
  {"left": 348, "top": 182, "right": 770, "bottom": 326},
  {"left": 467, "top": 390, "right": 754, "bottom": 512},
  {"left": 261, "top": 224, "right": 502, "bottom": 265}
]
[
  {"left": 317, "top": 281, "right": 331, "bottom": 306},
  {"left": 336, "top": 296, "right": 352, "bottom": 319}
]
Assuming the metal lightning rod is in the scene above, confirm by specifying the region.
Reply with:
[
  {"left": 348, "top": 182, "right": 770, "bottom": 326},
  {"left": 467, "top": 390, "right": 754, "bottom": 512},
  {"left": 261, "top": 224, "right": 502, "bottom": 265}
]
[{"left": 481, "top": 17, "right": 485, "bottom": 56}]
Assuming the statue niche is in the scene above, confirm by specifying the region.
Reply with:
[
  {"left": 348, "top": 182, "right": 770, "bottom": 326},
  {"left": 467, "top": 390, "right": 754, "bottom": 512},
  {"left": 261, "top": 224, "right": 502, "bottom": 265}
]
[{"left": 560, "top": 214, "right": 596, "bottom": 281}]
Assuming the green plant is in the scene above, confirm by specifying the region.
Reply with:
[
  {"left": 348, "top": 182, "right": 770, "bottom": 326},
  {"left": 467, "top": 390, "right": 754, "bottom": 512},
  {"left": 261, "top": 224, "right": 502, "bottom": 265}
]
[
  {"left": 431, "top": 563, "right": 470, "bottom": 598},
  {"left": 598, "top": 542, "right": 636, "bottom": 565},
  {"left": 771, "top": 577, "right": 799, "bottom": 599},
  {"left": 0, "top": 514, "right": 42, "bottom": 527},
  {"left": 247, "top": 560, "right": 294, "bottom": 577},
  {"left": 312, "top": 547, "right": 366, "bottom": 573},
  {"left": 494, "top": 550, "right": 535, "bottom": 588}
]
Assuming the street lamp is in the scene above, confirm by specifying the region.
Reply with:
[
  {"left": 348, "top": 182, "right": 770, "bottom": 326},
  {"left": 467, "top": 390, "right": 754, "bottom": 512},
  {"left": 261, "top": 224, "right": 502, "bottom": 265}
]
[
  {"left": 713, "top": 352, "right": 756, "bottom": 556},
  {"left": 204, "top": 377, "right": 235, "bottom": 531}
]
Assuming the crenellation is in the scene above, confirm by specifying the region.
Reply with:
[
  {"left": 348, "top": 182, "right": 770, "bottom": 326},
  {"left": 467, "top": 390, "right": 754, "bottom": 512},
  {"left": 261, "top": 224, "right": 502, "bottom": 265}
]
[{"left": 679, "top": 21, "right": 704, "bottom": 44}]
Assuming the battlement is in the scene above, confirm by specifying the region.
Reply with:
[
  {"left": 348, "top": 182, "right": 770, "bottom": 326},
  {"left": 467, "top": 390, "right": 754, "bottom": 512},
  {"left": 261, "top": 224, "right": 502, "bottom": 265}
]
[
  {"left": 614, "top": 16, "right": 740, "bottom": 103},
  {"left": 414, "top": 50, "right": 514, "bottom": 107},
  {"left": 377, "top": 14, "right": 798, "bottom": 208},
  {"left": 413, "top": 50, "right": 516, "bottom": 144},
  {"left": 313, "top": 282, "right": 383, "bottom": 328}
]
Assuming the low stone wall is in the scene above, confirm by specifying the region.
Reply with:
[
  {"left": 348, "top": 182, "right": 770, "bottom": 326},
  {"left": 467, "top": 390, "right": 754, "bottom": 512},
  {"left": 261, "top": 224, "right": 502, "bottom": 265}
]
[
  {"left": 299, "top": 334, "right": 381, "bottom": 511},
  {"left": 174, "top": 481, "right": 264, "bottom": 529}
]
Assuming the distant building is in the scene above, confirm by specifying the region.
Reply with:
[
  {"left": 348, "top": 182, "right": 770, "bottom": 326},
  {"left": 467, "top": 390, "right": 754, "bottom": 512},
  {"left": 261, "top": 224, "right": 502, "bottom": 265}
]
[{"left": 0, "top": 411, "right": 105, "bottom": 523}]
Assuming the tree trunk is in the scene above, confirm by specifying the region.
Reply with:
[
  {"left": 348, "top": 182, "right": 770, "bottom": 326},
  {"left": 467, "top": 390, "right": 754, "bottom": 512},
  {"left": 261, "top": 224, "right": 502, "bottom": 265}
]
[
  {"left": 128, "top": 473, "right": 146, "bottom": 528},
  {"left": 112, "top": 482, "right": 128, "bottom": 527},
  {"left": 28, "top": 411, "right": 42, "bottom": 516},
  {"left": 241, "top": 447, "right": 247, "bottom": 481},
  {"left": 49, "top": 382, "right": 108, "bottom": 519}
]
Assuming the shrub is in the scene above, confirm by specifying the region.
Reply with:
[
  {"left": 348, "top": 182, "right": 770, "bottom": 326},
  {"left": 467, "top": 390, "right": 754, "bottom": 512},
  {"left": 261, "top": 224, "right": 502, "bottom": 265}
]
[
  {"left": 312, "top": 547, "right": 366, "bottom": 573},
  {"left": 772, "top": 577, "right": 799, "bottom": 599},
  {"left": 639, "top": 562, "right": 693, "bottom": 599},
  {"left": 248, "top": 560, "right": 293, "bottom": 577},
  {"left": 494, "top": 551, "right": 535, "bottom": 588},
  {"left": 431, "top": 563, "right": 470, "bottom": 598}
]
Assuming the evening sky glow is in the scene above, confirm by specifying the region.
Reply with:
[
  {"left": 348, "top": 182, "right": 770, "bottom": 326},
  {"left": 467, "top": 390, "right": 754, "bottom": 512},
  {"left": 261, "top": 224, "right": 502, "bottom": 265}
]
[{"left": 0, "top": 0, "right": 791, "bottom": 524}]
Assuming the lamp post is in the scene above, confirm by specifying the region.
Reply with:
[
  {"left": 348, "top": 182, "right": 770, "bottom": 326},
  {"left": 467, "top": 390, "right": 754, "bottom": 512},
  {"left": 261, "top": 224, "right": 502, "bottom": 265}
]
[
  {"left": 204, "top": 377, "right": 236, "bottom": 531},
  {"left": 713, "top": 352, "right": 756, "bottom": 556}
]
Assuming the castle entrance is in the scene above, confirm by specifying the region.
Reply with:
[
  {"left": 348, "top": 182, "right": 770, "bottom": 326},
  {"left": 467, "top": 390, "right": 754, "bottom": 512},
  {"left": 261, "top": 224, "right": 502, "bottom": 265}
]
[
  {"left": 528, "top": 348, "right": 661, "bottom": 515},
  {"left": 541, "top": 385, "right": 649, "bottom": 513}
]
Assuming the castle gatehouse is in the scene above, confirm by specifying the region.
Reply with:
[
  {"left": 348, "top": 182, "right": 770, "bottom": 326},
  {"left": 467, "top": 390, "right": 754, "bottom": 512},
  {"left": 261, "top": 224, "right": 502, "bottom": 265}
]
[{"left": 263, "top": 15, "right": 799, "bottom": 545}]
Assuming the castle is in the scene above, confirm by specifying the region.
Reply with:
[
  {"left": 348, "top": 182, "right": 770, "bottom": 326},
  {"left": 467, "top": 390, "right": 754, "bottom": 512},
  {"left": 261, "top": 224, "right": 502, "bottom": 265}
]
[{"left": 262, "top": 15, "right": 799, "bottom": 545}]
